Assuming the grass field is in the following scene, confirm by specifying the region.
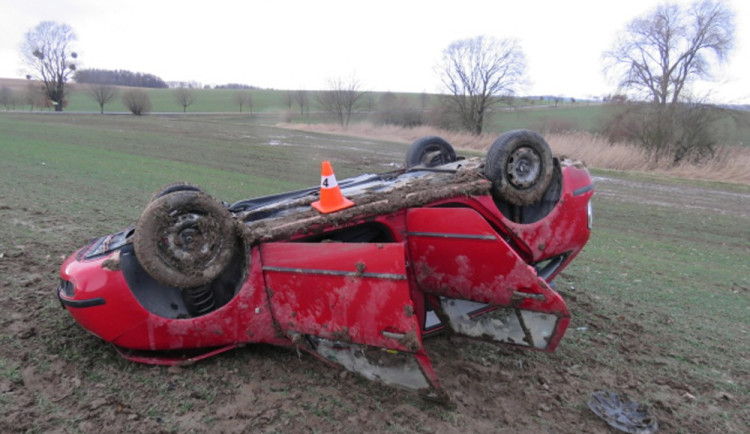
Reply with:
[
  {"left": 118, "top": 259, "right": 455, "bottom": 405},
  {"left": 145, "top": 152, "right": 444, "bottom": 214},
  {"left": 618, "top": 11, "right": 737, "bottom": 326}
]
[
  {"left": 0, "top": 77, "right": 559, "bottom": 115},
  {"left": 0, "top": 113, "right": 748, "bottom": 432}
]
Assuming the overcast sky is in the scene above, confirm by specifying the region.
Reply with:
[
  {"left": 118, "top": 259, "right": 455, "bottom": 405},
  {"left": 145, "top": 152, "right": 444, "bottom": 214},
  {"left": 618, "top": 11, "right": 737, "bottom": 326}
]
[{"left": 1, "top": 0, "right": 748, "bottom": 103}]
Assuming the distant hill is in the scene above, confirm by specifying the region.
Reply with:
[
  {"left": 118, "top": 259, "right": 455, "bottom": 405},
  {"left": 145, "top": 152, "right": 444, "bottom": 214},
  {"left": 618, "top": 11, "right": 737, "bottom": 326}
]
[{"left": 720, "top": 104, "right": 750, "bottom": 111}]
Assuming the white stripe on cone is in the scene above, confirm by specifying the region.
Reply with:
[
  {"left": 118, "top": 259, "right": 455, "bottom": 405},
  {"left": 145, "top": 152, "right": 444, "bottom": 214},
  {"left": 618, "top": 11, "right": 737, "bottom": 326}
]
[{"left": 321, "top": 175, "right": 338, "bottom": 189}]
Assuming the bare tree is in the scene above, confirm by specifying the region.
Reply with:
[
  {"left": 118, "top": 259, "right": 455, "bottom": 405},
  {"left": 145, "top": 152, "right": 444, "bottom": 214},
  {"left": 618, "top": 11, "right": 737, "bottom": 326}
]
[
  {"left": 437, "top": 35, "right": 526, "bottom": 135},
  {"left": 24, "top": 80, "right": 48, "bottom": 111},
  {"left": 284, "top": 91, "right": 294, "bottom": 110},
  {"left": 20, "top": 21, "right": 78, "bottom": 112},
  {"left": 87, "top": 83, "right": 117, "bottom": 114},
  {"left": 294, "top": 90, "right": 309, "bottom": 116},
  {"left": 604, "top": 0, "right": 734, "bottom": 105},
  {"left": 602, "top": 0, "right": 736, "bottom": 163},
  {"left": 316, "top": 76, "right": 367, "bottom": 128},
  {"left": 0, "top": 87, "right": 15, "bottom": 110},
  {"left": 234, "top": 90, "right": 252, "bottom": 113},
  {"left": 122, "top": 89, "right": 151, "bottom": 116},
  {"left": 173, "top": 86, "right": 196, "bottom": 112}
]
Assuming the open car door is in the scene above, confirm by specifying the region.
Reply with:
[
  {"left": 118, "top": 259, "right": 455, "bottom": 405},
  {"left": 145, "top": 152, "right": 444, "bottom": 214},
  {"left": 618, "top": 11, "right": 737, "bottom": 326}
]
[
  {"left": 260, "top": 242, "right": 443, "bottom": 399},
  {"left": 407, "top": 207, "right": 570, "bottom": 351}
]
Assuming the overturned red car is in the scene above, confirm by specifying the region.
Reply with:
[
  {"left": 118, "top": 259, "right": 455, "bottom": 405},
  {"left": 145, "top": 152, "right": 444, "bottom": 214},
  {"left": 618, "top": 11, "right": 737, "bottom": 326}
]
[{"left": 58, "top": 130, "right": 593, "bottom": 399}]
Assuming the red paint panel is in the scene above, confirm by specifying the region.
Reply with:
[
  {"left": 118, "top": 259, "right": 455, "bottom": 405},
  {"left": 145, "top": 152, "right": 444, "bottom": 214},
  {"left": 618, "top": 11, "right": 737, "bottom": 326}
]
[
  {"left": 407, "top": 207, "right": 569, "bottom": 316},
  {"left": 60, "top": 252, "right": 150, "bottom": 343},
  {"left": 261, "top": 242, "right": 423, "bottom": 352},
  {"left": 234, "top": 247, "right": 290, "bottom": 346},
  {"left": 494, "top": 166, "right": 593, "bottom": 263},
  {"left": 112, "top": 309, "right": 238, "bottom": 350},
  {"left": 117, "top": 248, "right": 284, "bottom": 350},
  {"left": 61, "top": 247, "right": 284, "bottom": 352}
]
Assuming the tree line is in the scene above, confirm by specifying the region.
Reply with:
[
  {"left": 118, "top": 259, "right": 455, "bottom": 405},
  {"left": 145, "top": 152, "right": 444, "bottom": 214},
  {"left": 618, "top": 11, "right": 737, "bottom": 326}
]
[{"left": 74, "top": 69, "right": 168, "bottom": 88}]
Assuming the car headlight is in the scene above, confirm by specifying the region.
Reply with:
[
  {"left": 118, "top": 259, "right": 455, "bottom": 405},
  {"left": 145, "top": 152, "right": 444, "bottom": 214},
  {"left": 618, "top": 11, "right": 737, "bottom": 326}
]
[{"left": 587, "top": 199, "right": 593, "bottom": 229}]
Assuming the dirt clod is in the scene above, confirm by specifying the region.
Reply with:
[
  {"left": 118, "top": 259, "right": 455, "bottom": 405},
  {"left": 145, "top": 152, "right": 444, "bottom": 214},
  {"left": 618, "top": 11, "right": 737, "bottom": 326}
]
[{"left": 101, "top": 250, "right": 121, "bottom": 271}]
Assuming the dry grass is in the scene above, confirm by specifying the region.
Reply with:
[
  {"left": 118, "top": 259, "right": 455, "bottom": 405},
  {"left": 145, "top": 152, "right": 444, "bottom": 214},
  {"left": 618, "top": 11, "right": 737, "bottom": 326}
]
[
  {"left": 281, "top": 122, "right": 750, "bottom": 185},
  {"left": 548, "top": 131, "right": 750, "bottom": 184}
]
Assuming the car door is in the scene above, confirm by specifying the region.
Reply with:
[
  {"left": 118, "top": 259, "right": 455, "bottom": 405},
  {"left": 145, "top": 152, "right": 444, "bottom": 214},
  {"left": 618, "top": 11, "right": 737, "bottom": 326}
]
[
  {"left": 260, "top": 241, "right": 443, "bottom": 397},
  {"left": 406, "top": 207, "right": 570, "bottom": 351}
]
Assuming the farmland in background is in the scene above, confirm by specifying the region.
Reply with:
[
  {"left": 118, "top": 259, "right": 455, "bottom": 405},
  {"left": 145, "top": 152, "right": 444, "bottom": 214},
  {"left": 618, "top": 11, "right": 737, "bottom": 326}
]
[
  {"left": 0, "top": 112, "right": 747, "bottom": 432},
  {"left": 3, "top": 77, "right": 749, "bottom": 150}
]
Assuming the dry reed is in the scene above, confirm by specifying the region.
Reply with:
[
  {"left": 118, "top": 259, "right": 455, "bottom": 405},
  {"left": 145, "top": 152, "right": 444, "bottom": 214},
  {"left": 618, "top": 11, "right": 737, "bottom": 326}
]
[{"left": 281, "top": 122, "right": 750, "bottom": 185}]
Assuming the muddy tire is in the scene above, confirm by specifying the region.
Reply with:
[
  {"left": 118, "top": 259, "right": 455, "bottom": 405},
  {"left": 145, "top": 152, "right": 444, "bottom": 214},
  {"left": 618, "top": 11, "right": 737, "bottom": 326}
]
[
  {"left": 134, "top": 190, "right": 238, "bottom": 289},
  {"left": 484, "top": 130, "right": 554, "bottom": 206},
  {"left": 148, "top": 182, "right": 204, "bottom": 203},
  {"left": 406, "top": 136, "right": 457, "bottom": 168}
]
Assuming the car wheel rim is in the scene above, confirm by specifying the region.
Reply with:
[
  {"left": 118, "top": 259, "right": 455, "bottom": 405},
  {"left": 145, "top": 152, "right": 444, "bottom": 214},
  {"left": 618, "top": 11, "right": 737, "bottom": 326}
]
[
  {"left": 506, "top": 146, "right": 541, "bottom": 189},
  {"left": 158, "top": 210, "right": 223, "bottom": 269}
]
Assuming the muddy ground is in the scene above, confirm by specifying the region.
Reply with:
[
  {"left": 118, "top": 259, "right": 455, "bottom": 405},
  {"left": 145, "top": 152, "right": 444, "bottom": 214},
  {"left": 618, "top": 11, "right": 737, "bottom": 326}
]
[{"left": 1, "top": 172, "right": 748, "bottom": 433}]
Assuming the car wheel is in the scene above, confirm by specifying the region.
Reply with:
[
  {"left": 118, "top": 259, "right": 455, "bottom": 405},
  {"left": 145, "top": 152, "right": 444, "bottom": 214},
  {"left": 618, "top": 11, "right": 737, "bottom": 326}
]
[
  {"left": 406, "top": 136, "right": 457, "bottom": 168},
  {"left": 134, "top": 190, "right": 238, "bottom": 289},
  {"left": 148, "top": 182, "right": 204, "bottom": 203},
  {"left": 484, "top": 130, "right": 554, "bottom": 206}
]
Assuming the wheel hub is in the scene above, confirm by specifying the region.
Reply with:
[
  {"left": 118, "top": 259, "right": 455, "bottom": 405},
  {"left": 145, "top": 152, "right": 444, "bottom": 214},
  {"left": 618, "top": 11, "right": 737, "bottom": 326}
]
[
  {"left": 159, "top": 211, "right": 221, "bottom": 268},
  {"left": 506, "top": 146, "right": 541, "bottom": 189}
]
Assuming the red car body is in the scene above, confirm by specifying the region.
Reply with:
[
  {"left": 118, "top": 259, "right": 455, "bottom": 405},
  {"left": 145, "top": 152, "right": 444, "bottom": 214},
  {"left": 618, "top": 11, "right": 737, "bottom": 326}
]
[{"left": 58, "top": 151, "right": 593, "bottom": 398}]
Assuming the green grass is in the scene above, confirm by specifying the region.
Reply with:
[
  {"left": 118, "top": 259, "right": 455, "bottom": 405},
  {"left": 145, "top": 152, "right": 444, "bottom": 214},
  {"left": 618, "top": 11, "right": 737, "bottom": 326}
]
[
  {"left": 575, "top": 202, "right": 748, "bottom": 341},
  {"left": 486, "top": 103, "right": 614, "bottom": 132},
  {"left": 58, "top": 87, "right": 563, "bottom": 115},
  {"left": 0, "top": 113, "right": 406, "bottom": 203},
  {"left": 61, "top": 87, "right": 300, "bottom": 114},
  {"left": 553, "top": 178, "right": 750, "bottom": 415},
  {"left": 0, "top": 112, "right": 747, "bottom": 432}
]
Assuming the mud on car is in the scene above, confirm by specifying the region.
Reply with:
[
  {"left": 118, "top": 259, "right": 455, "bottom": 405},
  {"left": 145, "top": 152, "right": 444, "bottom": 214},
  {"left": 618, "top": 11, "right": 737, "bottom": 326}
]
[{"left": 58, "top": 130, "right": 594, "bottom": 399}]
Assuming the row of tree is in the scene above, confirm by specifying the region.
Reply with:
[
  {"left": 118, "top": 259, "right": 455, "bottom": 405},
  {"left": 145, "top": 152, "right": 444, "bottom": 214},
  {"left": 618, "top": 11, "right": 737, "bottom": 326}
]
[
  {"left": 0, "top": 83, "right": 203, "bottom": 114},
  {"left": 17, "top": 0, "right": 738, "bottom": 163},
  {"left": 74, "top": 68, "right": 168, "bottom": 88},
  {"left": 0, "top": 80, "right": 551, "bottom": 119},
  {"left": 0, "top": 82, "right": 55, "bottom": 111}
]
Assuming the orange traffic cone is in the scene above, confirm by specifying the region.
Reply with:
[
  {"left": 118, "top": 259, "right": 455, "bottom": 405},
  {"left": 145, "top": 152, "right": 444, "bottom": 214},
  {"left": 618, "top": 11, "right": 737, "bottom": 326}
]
[{"left": 311, "top": 161, "right": 355, "bottom": 213}]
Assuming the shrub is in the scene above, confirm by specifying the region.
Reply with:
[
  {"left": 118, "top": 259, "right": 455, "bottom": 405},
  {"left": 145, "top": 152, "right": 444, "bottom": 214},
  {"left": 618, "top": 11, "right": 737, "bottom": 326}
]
[
  {"left": 600, "top": 102, "right": 730, "bottom": 164},
  {"left": 122, "top": 89, "right": 151, "bottom": 116},
  {"left": 424, "top": 103, "right": 460, "bottom": 131}
]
